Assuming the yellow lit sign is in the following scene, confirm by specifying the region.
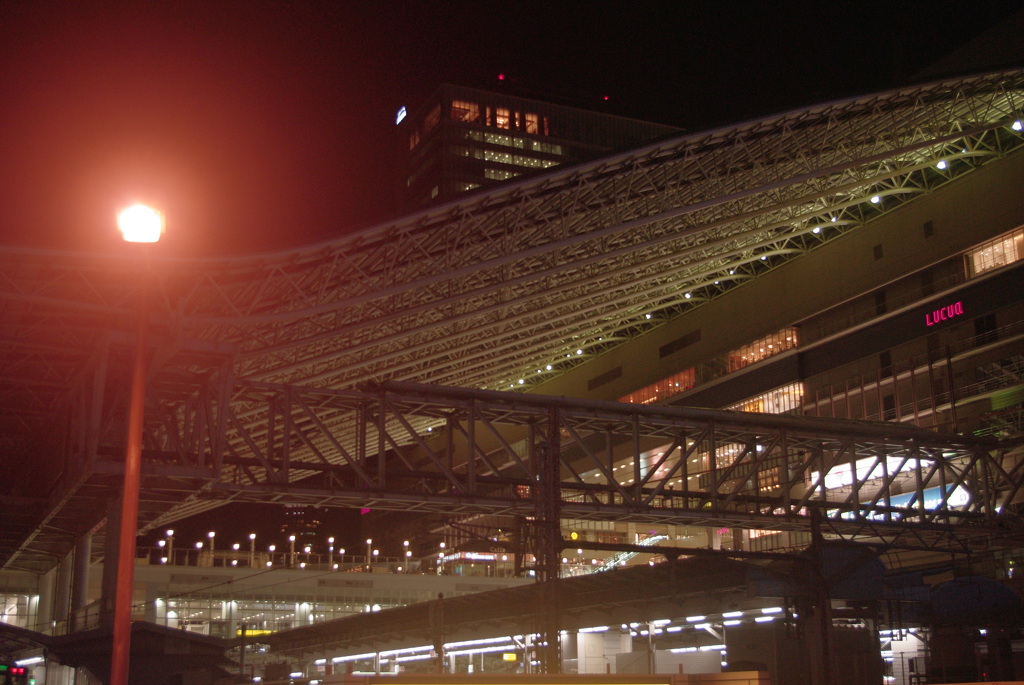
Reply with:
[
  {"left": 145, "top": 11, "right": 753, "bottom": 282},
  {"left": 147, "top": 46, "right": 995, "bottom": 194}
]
[{"left": 502, "top": 653, "right": 517, "bottom": 662}]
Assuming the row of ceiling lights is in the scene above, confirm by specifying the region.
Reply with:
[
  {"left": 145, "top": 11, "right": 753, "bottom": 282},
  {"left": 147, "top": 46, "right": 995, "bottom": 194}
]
[{"left": 500, "top": 133, "right": 1011, "bottom": 395}]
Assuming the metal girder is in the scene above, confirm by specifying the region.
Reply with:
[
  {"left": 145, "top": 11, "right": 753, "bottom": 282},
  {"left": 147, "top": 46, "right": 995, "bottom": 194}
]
[{"left": 192, "top": 380, "right": 1011, "bottom": 550}]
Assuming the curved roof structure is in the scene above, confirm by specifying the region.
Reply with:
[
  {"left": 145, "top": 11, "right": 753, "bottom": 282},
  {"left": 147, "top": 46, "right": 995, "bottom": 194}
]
[{"left": 2, "top": 69, "right": 1024, "bottom": 564}]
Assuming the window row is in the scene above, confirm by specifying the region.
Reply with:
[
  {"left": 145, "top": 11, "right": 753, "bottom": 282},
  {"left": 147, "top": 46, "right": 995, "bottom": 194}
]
[
  {"left": 967, "top": 224, "right": 1024, "bottom": 277},
  {"left": 452, "top": 99, "right": 551, "bottom": 136},
  {"left": 727, "top": 327, "right": 799, "bottom": 372},
  {"left": 618, "top": 367, "right": 696, "bottom": 405},
  {"left": 726, "top": 382, "right": 804, "bottom": 414},
  {"left": 452, "top": 145, "right": 561, "bottom": 173},
  {"left": 619, "top": 327, "right": 798, "bottom": 407},
  {"left": 464, "top": 129, "right": 563, "bottom": 154}
]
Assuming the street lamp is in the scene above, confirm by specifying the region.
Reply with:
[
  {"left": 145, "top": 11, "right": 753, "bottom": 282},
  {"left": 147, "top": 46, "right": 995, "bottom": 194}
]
[
  {"left": 117, "top": 204, "right": 164, "bottom": 243},
  {"left": 249, "top": 533, "right": 256, "bottom": 567},
  {"left": 110, "top": 204, "right": 163, "bottom": 685},
  {"left": 165, "top": 529, "right": 174, "bottom": 564}
]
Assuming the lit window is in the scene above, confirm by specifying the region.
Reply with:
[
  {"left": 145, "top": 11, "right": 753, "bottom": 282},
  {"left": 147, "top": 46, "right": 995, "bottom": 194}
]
[
  {"left": 451, "top": 100, "right": 480, "bottom": 123},
  {"left": 482, "top": 150, "right": 559, "bottom": 169},
  {"left": 619, "top": 368, "right": 696, "bottom": 405},
  {"left": 484, "top": 168, "right": 519, "bottom": 181},
  {"left": 967, "top": 226, "right": 1023, "bottom": 277},
  {"left": 727, "top": 383, "right": 805, "bottom": 414},
  {"left": 528, "top": 139, "right": 562, "bottom": 155},
  {"left": 525, "top": 113, "right": 539, "bottom": 134},
  {"left": 495, "top": 108, "right": 511, "bottom": 129},
  {"left": 727, "top": 328, "right": 799, "bottom": 372}
]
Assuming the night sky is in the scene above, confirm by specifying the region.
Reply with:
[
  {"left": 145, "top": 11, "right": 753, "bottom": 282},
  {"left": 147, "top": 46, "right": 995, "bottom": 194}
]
[
  {"left": 2, "top": 1, "right": 1020, "bottom": 549},
  {"left": 1, "top": 1, "right": 1019, "bottom": 258}
]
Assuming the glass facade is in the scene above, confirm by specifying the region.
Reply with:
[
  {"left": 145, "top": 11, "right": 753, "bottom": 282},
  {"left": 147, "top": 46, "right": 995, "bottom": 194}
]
[
  {"left": 726, "top": 328, "right": 799, "bottom": 372},
  {"left": 619, "top": 328, "right": 798, "bottom": 407},
  {"left": 726, "top": 383, "right": 804, "bottom": 414},
  {"left": 967, "top": 225, "right": 1024, "bottom": 276},
  {"left": 619, "top": 367, "right": 695, "bottom": 405}
]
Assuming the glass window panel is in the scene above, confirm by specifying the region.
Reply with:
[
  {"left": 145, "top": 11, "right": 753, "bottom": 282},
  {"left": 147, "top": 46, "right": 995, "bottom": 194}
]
[
  {"left": 968, "top": 226, "right": 1023, "bottom": 277},
  {"left": 451, "top": 100, "right": 479, "bottom": 123},
  {"left": 727, "top": 382, "right": 805, "bottom": 414},
  {"left": 619, "top": 367, "right": 696, "bottom": 405},
  {"left": 727, "top": 327, "right": 799, "bottom": 372},
  {"left": 525, "top": 112, "right": 539, "bottom": 134},
  {"left": 495, "top": 107, "right": 511, "bottom": 129}
]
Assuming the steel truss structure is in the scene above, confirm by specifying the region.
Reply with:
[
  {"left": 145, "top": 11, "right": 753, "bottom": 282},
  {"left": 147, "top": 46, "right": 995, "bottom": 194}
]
[
  {"left": 3, "top": 69, "right": 1024, "bottom": 574},
  {"left": 213, "top": 380, "right": 1016, "bottom": 541}
]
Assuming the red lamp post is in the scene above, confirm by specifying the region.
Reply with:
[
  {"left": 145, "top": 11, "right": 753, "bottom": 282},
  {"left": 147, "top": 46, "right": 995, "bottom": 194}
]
[{"left": 110, "top": 204, "right": 163, "bottom": 685}]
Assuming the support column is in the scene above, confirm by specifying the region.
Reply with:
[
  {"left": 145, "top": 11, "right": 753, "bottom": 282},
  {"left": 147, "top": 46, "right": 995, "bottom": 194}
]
[
  {"left": 707, "top": 527, "right": 722, "bottom": 550},
  {"left": 535, "top": 405, "right": 563, "bottom": 674},
  {"left": 37, "top": 568, "right": 56, "bottom": 634},
  {"left": 809, "top": 510, "right": 833, "bottom": 685},
  {"left": 53, "top": 550, "right": 73, "bottom": 634},
  {"left": 71, "top": 533, "right": 92, "bottom": 631},
  {"left": 99, "top": 496, "right": 123, "bottom": 626}
]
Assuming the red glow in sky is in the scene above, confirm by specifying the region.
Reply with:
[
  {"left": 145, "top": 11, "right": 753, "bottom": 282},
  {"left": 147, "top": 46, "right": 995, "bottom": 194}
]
[{"left": 0, "top": 2, "right": 1015, "bottom": 256}]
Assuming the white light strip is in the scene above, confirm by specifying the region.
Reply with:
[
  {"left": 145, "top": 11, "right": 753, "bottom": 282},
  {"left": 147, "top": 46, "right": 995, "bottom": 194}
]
[
  {"left": 395, "top": 654, "right": 435, "bottom": 663},
  {"left": 332, "top": 652, "right": 376, "bottom": 663},
  {"left": 380, "top": 644, "right": 432, "bottom": 657},
  {"left": 447, "top": 644, "right": 517, "bottom": 657},
  {"left": 446, "top": 635, "right": 528, "bottom": 649}
]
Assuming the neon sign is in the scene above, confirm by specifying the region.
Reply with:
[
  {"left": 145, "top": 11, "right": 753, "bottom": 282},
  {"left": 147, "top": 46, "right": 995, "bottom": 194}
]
[{"left": 925, "top": 300, "right": 964, "bottom": 326}]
